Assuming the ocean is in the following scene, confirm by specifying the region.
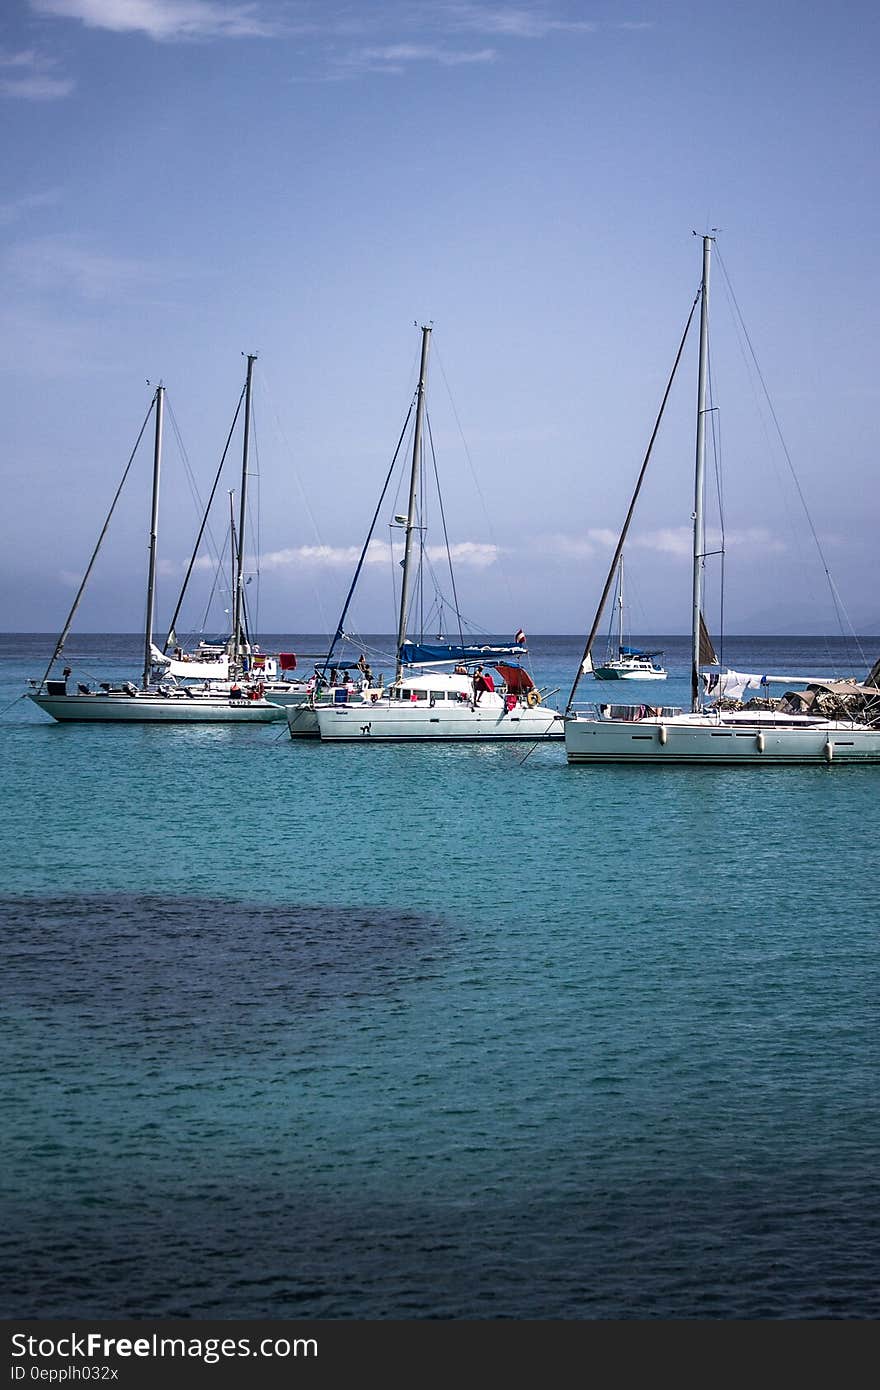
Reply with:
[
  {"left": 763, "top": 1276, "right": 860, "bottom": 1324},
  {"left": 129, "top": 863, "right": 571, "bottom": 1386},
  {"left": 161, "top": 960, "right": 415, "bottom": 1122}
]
[{"left": 2, "top": 631, "right": 878, "bottom": 1319}]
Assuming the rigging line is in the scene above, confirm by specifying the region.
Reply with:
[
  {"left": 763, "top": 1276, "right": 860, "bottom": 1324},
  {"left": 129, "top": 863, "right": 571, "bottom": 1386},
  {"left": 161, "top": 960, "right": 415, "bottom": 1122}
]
[
  {"left": 1, "top": 692, "right": 29, "bottom": 716},
  {"left": 247, "top": 405, "right": 262, "bottom": 638},
  {"left": 252, "top": 367, "right": 335, "bottom": 643},
  {"left": 425, "top": 408, "right": 466, "bottom": 650},
  {"left": 197, "top": 507, "right": 233, "bottom": 635},
  {"left": 432, "top": 339, "right": 517, "bottom": 618},
  {"left": 165, "top": 398, "right": 205, "bottom": 527},
  {"left": 714, "top": 246, "right": 864, "bottom": 663},
  {"left": 565, "top": 289, "right": 701, "bottom": 713},
  {"left": 321, "top": 399, "right": 416, "bottom": 675},
  {"left": 706, "top": 346, "right": 726, "bottom": 673},
  {"left": 714, "top": 255, "right": 840, "bottom": 672},
  {"left": 37, "top": 394, "right": 156, "bottom": 689},
  {"left": 162, "top": 385, "right": 246, "bottom": 652}
]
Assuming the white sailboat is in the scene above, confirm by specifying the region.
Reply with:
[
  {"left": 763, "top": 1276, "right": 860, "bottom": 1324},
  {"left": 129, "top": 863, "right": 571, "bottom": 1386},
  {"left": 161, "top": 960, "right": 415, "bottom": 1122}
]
[
  {"left": 293, "top": 324, "right": 563, "bottom": 743},
  {"left": 28, "top": 381, "right": 285, "bottom": 724},
  {"left": 565, "top": 236, "right": 880, "bottom": 765},
  {"left": 149, "top": 355, "right": 311, "bottom": 708},
  {"left": 591, "top": 555, "right": 666, "bottom": 680}
]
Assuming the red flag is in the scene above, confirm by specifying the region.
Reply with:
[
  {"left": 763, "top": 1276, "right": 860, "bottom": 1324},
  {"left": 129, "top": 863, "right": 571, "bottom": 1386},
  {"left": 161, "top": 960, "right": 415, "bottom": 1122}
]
[{"left": 279, "top": 652, "right": 297, "bottom": 671}]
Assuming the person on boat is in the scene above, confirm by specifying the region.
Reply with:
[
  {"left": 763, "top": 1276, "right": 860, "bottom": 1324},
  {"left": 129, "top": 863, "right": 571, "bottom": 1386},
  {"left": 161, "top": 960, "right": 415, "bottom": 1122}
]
[{"left": 473, "top": 667, "right": 490, "bottom": 705}]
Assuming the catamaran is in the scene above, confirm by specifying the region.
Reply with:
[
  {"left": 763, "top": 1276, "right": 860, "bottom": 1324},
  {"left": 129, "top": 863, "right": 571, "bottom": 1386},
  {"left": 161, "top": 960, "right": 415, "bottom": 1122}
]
[
  {"left": 564, "top": 236, "right": 880, "bottom": 765},
  {"left": 289, "top": 325, "right": 563, "bottom": 743}
]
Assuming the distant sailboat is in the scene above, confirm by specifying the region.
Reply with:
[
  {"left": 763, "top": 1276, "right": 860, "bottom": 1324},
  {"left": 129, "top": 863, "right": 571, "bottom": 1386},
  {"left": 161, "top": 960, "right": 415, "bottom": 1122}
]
[
  {"left": 565, "top": 235, "right": 880, "bottom": 764},
  {"left": 591, "top": 555, "right": 666, "bottom": 681}
]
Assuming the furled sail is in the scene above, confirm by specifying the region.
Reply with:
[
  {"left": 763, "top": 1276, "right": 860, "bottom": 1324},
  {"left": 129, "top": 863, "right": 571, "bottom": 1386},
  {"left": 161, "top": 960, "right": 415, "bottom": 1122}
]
[{"left": 699, "top": 612, "right": 718, "bottom": 666}]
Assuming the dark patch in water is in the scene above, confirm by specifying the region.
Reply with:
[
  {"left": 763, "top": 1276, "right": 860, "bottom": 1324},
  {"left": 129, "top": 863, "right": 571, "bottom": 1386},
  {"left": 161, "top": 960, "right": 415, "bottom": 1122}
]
[{"left": 0, "top": 892, "right": 447, "bottom": 1028}]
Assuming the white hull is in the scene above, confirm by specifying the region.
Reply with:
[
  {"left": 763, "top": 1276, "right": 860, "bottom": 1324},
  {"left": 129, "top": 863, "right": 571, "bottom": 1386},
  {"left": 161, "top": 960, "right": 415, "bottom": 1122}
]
[
  {"left": 186, "top": 680, "right": 310, "bottom": 707},
  {"left": 286, "top": 704, "right": 321, "bottom": 738},
  {"left": 593, "top": 666, "right": 667, "bottom": 681},
  {"left": 29, "top": 692, "right": 285, "bottom": 723},
  {"left": 316, "top": 700, "right": 564, "bottom": 742},
  {"left": 565, "top": 710, "right": 880, "bottom": 764}
]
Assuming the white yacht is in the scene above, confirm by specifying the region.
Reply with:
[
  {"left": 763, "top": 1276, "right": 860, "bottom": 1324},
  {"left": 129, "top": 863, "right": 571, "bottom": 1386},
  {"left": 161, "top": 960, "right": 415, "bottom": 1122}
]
[{"left": 565, "top": 236, "right": 880, "bottom": 765}]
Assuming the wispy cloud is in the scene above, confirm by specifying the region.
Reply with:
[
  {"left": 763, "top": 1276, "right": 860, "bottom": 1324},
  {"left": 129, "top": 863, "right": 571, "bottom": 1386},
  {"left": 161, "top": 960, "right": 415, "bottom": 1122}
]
[
  {"left": 0, "top": 47, "right": 74, "bottom": 99},
  {"left": 30, "top": 0, "right": 278, "bottom": 42},
  {"left": 445, "top": 4, "right": 597, "bottom": 40},
  {"left": 4, "top": 234, "right": 163, "bottom": 300},
  {"left": 539, "top": 529, "right": 618, "bottom": 559},
  {"left": 259, "top": 539, "right": 500, "bottom": 570},
  {"left": 0, "top": 189, "right": 62, "bottom": 227},
  {"left": 629, "top": 526, "right": 786, "bottom": 558},
  {"left": 336, "top": 42, "right": 496, "bottom": 76},
  {"left": 539, "top": 525, "right": 785, "bottom": 564}
]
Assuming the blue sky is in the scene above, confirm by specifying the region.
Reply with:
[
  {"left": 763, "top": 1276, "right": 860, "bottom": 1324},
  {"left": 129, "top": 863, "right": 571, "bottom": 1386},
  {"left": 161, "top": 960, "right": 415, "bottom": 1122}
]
[{"left": 2, "top": 0, "right": 878, "bottom": 639}]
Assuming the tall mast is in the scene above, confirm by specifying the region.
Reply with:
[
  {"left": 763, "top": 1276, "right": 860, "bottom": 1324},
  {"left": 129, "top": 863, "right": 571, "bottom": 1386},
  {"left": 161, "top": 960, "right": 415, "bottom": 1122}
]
[
  {"left": 691, "top": 235, "right": 712, "bottom": 711},
  {"left": 395, "top": 324, "right": 431, "bottom": 681},
  {"left": 142, "top": 383, "right": 164, "bottom": 688},
  {"left": 228, "top": 490, "right": 236, "bottom": 642},
  {"left": 232, "top": 352, "right": 257, "bottom": 667}
]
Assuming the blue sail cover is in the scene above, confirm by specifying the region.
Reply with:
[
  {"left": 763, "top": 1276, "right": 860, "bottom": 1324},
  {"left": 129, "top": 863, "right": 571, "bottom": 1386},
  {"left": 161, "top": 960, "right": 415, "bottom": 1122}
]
[
  {"left": 399, "top": 642, "right": 525, "bottom": 665},
  {"left": 620, "top": 645, "right": 664, "bottom": 658}
]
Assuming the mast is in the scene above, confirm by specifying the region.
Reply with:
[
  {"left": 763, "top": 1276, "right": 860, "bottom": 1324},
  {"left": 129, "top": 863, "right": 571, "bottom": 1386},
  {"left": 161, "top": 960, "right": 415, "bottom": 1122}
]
[
  {"left": 228, "top": 489, "right": 236, "bottom": 644},
  {"left": 395, "top": 324, "right": 431, "bottom": 680},
  {"left": 691, "top": 235, "right": 712, "bottom": 711},
  {"left": 142, "top": 383, "right": 164, "bottom": 688},
  {"left": 617, "top": 555, "right": 624, "bottom": 658},
  {"left": 232, "top": 352, "right": 257, "bottom": 667}
]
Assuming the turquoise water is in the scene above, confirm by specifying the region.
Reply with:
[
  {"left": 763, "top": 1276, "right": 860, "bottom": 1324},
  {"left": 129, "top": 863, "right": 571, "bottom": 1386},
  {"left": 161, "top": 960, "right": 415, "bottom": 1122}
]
[{"left": 2, "top": 633, "right": 878, "bottom": 1318}]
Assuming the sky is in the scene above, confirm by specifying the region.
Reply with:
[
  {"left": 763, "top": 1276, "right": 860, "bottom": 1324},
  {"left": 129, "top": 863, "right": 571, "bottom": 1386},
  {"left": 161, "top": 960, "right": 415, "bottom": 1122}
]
[{"left": 2, "top": 0, "right": 878, "bottom": 640}]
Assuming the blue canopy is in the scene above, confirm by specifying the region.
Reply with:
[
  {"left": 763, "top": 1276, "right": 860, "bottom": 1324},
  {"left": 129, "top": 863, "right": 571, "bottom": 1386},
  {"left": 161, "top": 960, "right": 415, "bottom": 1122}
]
[{"left": 399, "top": 642, "right": 525, "bottom": 665}]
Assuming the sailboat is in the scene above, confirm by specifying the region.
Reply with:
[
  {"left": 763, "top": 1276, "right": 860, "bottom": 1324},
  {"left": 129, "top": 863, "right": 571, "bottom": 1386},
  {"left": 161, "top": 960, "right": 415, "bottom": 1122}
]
[
  {"left": 564, "top": 235, "right": 880, "bottom": 764},
  {"left": 591, "top": 555, "right": 666, "bottom": 680},
  {"left": 28, "top": 380, "right": 285, "bottom": 724},
  {"left": 294, "top": 324, "right": 564, "bottom": 743},
  {"left": 149, "top": 355, "right": 310, "bottom": 707}
]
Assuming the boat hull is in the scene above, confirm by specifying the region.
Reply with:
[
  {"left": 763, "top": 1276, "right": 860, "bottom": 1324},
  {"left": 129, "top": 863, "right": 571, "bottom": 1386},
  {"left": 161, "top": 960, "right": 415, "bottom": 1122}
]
[
  {"left": 565, "top": 713, "right": 880, "bottom": 763},
  {"left": 593, "top": 668, "right": 667, "bottom": 681},
  {"left": 286, "top": 704, "right": 321, "bottom": 738},
  {"left": 316, "top": 702, "right": 564, "bottom": 742},
  {"left": 29, "top": 693, "right": 285, "bottom": 723}
]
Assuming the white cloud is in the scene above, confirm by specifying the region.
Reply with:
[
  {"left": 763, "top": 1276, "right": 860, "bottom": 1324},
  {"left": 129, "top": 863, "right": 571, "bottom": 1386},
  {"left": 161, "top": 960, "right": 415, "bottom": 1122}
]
[
  {"left": 626, "top": 525, "right": 786, "bottom": 558},
  {"left": 0, "top": 189, "right": 62, "bottom": 227},
  {"left": 628, "top": 527, "right": 693, "bottom": 558},
  {"left": 335, "top": 42, "right": 496, "bottom": 75},
  {"left": 259, "top": 538, "right": 500, "bottom": 570},
  {"left": 539, "top": 529, "right": 618, "bottom": 559},
  {"left": 30, "top": 0, "right": 277, "bottom": 42},
  {"left": 538, "top": 525, "right": 785, "bottom": 565},
  {"left": 0, "top": 48, "right": 74, "bottom": 99},
  {"left": 446, "top": 4, "right": 597, "bottom": 40},
  {"left": 4, "top": 235, "right": 162, "bottom": 300}
]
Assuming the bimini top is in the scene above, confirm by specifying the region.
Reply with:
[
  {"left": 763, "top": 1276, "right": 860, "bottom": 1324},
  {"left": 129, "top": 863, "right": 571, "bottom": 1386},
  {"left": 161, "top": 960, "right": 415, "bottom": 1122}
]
[{"left": 399, "top": 642, "right": 527, "bottom": 665}]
